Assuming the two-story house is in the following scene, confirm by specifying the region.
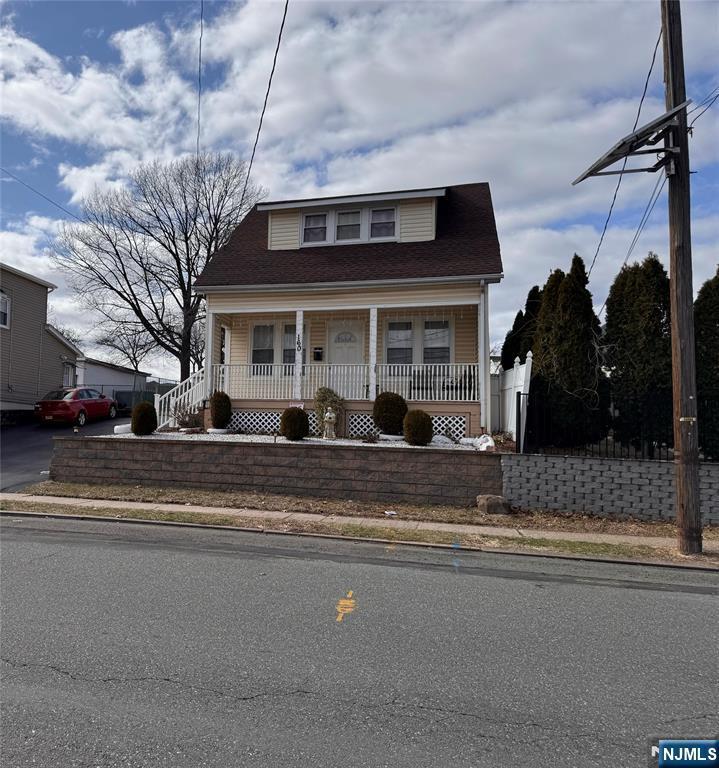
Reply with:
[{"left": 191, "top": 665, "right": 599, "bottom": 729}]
[
  {"left": 160, "top": 182, "right": 503, "bottom": 438},
  {"left": 0, "top": 262, "right": 84, "bottom": 422}
]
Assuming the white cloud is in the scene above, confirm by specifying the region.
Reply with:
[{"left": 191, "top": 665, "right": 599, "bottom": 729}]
[{"left": 1, "top": 0, "right": 717, "bottom": 378}]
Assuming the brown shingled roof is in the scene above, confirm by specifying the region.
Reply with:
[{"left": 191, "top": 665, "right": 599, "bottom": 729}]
[{"left": 194, "top": 182, "right": 503, "bottom": 290}]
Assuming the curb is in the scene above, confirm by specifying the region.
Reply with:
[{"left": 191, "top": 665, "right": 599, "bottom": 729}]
[{"left": 2, "top": 509, "right": 717, "bottom": 572}]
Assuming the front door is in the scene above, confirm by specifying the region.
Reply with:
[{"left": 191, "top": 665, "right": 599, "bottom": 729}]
[
  {"left": 327, "top": 321, "right": 365, "bottom": 399},
  {"left": 328, "top": 321, "right": 364, "bottom": 365}
]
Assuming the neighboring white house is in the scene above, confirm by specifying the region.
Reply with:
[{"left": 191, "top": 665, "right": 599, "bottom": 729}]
[{"left": 80, "top": 358, "right": 151, "bottom": 394}]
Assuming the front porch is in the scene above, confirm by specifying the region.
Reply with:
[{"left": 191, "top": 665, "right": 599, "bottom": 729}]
[{"left": 158, "top": 285, "right": 494, "bottom": 436}]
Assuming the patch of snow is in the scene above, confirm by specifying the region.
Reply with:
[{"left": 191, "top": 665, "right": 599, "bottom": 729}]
[{"left": 378, "top": 433, "right": 404, "bottom": 441}]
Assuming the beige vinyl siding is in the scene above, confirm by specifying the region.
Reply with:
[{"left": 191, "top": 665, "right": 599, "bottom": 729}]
[
  {"left": 221, "top": 306, "right": 477, "bottom": 366},
  {"left": 0, "top": 267, "right": 53, "bottom": 407},
  {"left": 398, "top": 199, "right": 436, "bottom": 242},
  {"left": 268, "top": 210, "right": 300, "bottom": 250},
  {"left": 206, "top": 281, "right": 482, "bottom": 314},
  {"left": 39, "top": 330, "right": 78, "bottom": 397}
]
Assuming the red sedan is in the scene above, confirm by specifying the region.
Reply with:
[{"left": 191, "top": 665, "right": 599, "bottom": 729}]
[{"left": 35, "top": 387, "right": 118, "bottom": 426}]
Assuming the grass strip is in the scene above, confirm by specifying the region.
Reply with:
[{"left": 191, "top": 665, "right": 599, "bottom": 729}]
[
  {"left": 21, "top": 480, "right": 715, "bottom": 540},
  {"left": 4, "top": 499, "right": 715, "bottom": 567}
]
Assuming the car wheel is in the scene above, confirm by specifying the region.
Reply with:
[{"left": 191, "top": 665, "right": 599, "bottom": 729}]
[
  {"left": 109, "top": 405, "right": 117, "bottom": 419},
  {"left": 76, "top": 411, "right": 87, "bottom": 427}
]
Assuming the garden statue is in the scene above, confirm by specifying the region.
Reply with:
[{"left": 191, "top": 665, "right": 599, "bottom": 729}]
[{"left": 323, "top": 406, "right": 337, "bottom": 440}]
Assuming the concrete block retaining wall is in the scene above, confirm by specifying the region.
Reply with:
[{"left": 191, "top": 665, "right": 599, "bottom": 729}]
[
  {"left": 50, "top": 437, "right": 503, "bottom": 506},
  {"left": 501, "top": 454, "right": 719, "bottom": 524},
  {"left": 50, "top": 437, "right": 719, "bottom": 520}
]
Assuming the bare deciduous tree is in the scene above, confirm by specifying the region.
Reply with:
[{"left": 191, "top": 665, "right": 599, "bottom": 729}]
[{"left": 54, "top": 152, "right": 265, "bottom": 380}]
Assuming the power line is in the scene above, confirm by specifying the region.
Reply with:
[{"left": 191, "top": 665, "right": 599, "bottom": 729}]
[
  {"left": 597, "top": 172, "right": 667, "bottom": 318},
  {"left": 238, "top": 0, "right": 289, "bottom": 213},
  {"left": 196, "top": 0, "right": 204, "bottom": 158},
  {"left": 688, "top": 92, "right": 718, "bottom": 129},
  {"left": 0, "top": 166, "right": 83, "bottom": 222},
  {"left": 587, "top": 27, "right": 663, "bottom": 278},
  {"left": 687, "top": 85, "right": 719, "bottom": 114}
]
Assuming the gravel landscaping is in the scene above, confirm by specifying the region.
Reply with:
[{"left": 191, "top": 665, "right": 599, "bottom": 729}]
[{"left": 103, "top": 431, "right": 494, "bottom": 451}]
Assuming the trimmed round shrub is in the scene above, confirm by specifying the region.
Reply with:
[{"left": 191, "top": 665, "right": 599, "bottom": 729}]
[
  {"left": 280, "top": 407, "right": 310, "bottom": 441},
  {"left": 372, "top": 391, "right": 408, "bottom": 435},
  {"left": 210, "top": 390, "right": 232, "bottom": 429},
  {"left": 131, "top": 401, "right": 158, "bottom": 436},
  {"left": 403, "top": 409, "right": 433, "bottom": 446}
]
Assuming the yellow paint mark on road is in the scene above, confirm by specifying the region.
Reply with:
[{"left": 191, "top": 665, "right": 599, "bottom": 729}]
[{"left": 335, "top": 590, "right": 356, "bottom": 622}]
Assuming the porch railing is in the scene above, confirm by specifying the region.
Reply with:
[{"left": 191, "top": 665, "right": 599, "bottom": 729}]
[
  {"left": 212, "top": 363, "right": 369, "bottom": 401},
  {"left": 376, "top": 363, "right": 479, "bottom": 402},
  {"left": 211, "top": 363, "right": 478, "bottom": 403}
]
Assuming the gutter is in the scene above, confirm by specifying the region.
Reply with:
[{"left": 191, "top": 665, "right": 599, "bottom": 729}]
[{"left": 194, "top": 273, "right": 504, "bottom": 295}]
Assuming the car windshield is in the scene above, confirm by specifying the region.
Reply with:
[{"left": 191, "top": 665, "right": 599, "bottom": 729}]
[{"left": 42, "top": 390, "right": 74, "bottom": 401}]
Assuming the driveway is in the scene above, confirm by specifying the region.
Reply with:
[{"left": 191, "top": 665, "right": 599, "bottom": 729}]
[
  {"left": 1, "top": 517, "right": 717, "bottom": 768},
  {"left": 0, "top": 417, "right": 130, "bottom": 491}
]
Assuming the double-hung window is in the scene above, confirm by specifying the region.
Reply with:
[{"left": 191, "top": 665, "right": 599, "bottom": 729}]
[
  {"left": 0, "top": 293, "right": 9, "bottom": 329},
  {"left": 303, "top": 213, "right": 327, "bottom": 243},
  {"left": 423, "top": 320, "right": 450, "bottom": 365},
  {"left": 251, "top": 325, "right": 274, "bottom": 372},
  {"left": 370, "top": 208, "right": 395, "bottom": 239},
  {"left": 386, "top": 321, "right": 413, "bottom": 365},
  {"left": 336, "top": 210, "right": 361, "bottom": 241}
]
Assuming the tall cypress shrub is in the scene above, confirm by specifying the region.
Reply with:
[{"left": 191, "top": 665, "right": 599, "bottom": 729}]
[
  {"left": 695, "top": 267, "right": 719, "bottom": 459},
  {"left": 518, "top": 285, "right": 542, "bottom": 360},
  {"left": 604, "top": 253, "right": 672, "bottom": 448},
  {"left": 500, "top": 310, "right": 524, "bottom": 370}
]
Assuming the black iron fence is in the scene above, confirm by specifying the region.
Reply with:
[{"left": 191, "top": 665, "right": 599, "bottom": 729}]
[{"left": 516, "top": 388, "right": 718, "bottom": 462}]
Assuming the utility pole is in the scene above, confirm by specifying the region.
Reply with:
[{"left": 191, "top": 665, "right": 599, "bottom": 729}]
[{"left": 661, "top": 0, "right": 702, "bottom": 554}]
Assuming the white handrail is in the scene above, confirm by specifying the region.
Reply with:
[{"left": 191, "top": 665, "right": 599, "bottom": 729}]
[{"left": 156, "top": 368, "right": 205, "bottom": 428}]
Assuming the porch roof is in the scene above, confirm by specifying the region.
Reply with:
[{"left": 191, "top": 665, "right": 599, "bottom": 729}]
[{"left": 194, "top": 183, "right": 503, "bottom": 291}]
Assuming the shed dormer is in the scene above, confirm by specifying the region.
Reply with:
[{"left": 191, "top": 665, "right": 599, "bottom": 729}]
[{"left": 260, "top": 187, "right": 444, "bottom": 250}]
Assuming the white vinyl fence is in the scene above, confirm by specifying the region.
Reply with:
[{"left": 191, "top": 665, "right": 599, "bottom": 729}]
[{"left": 496, "top": 351, "right": 533, "bottom": 445}]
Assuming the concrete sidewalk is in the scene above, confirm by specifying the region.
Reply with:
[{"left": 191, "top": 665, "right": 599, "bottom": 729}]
[{"left": 2, "top": 491, "right": 717, "bottom": 554}]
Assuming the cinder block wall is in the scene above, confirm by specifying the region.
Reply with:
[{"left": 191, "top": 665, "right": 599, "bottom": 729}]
[
  {"left": 501, "top": 454, "right": 719, "bottom": 524},
  {"left": 50, "top": 437, "right": 503, "bottom": 506}
]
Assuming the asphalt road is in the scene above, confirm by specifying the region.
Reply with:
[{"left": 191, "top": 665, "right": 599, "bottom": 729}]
[
  {"left": 0, "top": 417, "right": 129, "bottom": 491},
  {"left": 1, "top": 517, "right": 717, "bottom": 768}
]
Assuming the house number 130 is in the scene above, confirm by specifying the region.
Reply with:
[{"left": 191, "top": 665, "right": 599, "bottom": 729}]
[{"left": 296, "top": 335, "right": 302, "bottom": 352}]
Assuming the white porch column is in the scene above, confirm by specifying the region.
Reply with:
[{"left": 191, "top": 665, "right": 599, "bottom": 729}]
[
  {"left": 483, "top": 283, "right": 492, "bottom": 434},
  {"left": 478, "top": 285, "right": 488, "bottom": 432},
  {"left": 204, "top": 310, "right": 214, "bottom": 397},
  {"left": 369, "top": 306, "right": 378, "bottom": 400},
  {"left": 293, "top": 309, "right": 304, "bottom": 400},
  {"left": 75, "top": 357, "right": 86, "bottom": 386}
]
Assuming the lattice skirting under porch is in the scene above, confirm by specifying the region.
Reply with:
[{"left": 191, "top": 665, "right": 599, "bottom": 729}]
[
  {"left": 227, "top": 409, "right": 468, "bottom": 440},
  {"left": 430, "top": 414, "right": 467, "bottom": 442},
  {"left": 229, "top": 410, "right": 319, "bottom": 435}
]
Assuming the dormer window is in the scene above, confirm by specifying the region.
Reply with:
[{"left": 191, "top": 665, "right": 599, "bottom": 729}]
[
  {"left": 336, "top": 210, "right": 361, "bottom": 241},
  {"left": 303, "top": 213, "right": 327, "bottom": 243},
  {"left": 370, "top": 208, "right": 395, "bottom": 239}
]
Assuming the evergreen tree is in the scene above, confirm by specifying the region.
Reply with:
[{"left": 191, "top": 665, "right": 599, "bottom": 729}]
[
  {"left": 518, "top": 285, "right": 542, "bottom": 360},
  {"left": 695, "top": 267, "right": 719, "bottom": 459},
  {"left": 500, "top": 310, "right": 524, "bottom": 370},
  {"left": 695, "top": 267, "right": 719, "bottom": 395},
  {"left": 532, "top": 268, "right": 565, "bottom": 380},
  {"left": 604, "top": 253, "right": 672, "bottom": 449}
]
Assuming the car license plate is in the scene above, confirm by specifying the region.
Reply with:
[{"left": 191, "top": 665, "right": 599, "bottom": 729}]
[{"left": 45, "top": 416, "right": 53, "bottom": 420}]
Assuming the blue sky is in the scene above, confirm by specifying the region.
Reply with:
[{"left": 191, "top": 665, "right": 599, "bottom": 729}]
[{"left": 1, "top": 0, "right": 717, "bottom": 379}]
